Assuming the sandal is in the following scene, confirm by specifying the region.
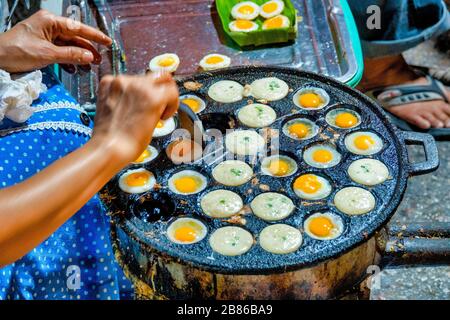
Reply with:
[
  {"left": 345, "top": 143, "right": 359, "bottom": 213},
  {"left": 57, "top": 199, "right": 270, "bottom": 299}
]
[{"left": 365, "top": 75, "right": 450, "bottom": 138}]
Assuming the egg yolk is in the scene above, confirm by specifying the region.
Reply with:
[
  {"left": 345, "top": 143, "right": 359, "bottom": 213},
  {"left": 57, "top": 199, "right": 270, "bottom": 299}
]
[
  {"left": 288, "top": 122, "right": 309, "bottom": 138},
  {"left": 125, "top": 172, "right": 149, "bottom": 187},
  {"left": 262, "top": 2, "right": 278, "bottom": 13},
  {"left": 309, "top": 216, "right": 334, "bottom": 237},
  {"left": 299, "top": 93, "right": 322, "bottom": 108},
  {"left": 354, "top": 135, "right": 375, "bottom": 150},
  {"left": 134, "top": 149, "right": 151, "bottom": 163},
  {"left": 263, "top": 16, "right": 284, "bottom": 29},
  {"left": 335, "top": 112, "right": 358, "bottom": 128},
  {"left": 156, "top": 120, "right": 164, "bottom": 128},
  {"left": 174, "top": 176, "right": 200, "bottom": 193},
  {"left": 268, "top": 159, "right": 290, "bottom": 176},
  {"left": 182, "top": 98, "right": 200, "bottom": 112},
  {"left": 312, "top": 149, "right": 333, "bottom": 163},
  {"left": 235, "top": 19, "right": 254, "bottom": 30},
  {"left": 174, "top": 226, "right": 197, "bottom": 242},
  {"left": 206, "top": 56, "right": 224, "bottom": 65},
  {"left": 293, "top": 174, "right": 322, "bottom": 194},
  {"left": 158, "top": 57, "right": 175, "bottom": 67},
  {"left": 238, "top": 4, "right": 255, "bottom": 14}
]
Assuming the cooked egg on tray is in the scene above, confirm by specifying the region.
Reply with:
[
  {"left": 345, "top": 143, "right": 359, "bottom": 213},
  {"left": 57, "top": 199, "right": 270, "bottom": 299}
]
[
  {"left": 231, "top": 1, "right": 260, "bottom": 20},
  {"left": 260, "top": 0, "right": 285, "bottom": 19},
  {"left": 237, "top": 103, "right": 277, "bottom": 128},
  {"left": 153, "top": 117, "right": 176, "bottom": 138},
  {"left": 334, "top": 187, "right": 376, "bottom": 215},
  {"left": 293, "top": 174, "right": 332, "bottom": 200},
  {"left": 225, "top": 130, "right": 265, "bottom": 156},
  {"left": 293, "top": 87, "right": 330, "bottom": 110},
  {"left": 118, "top": 168, "right": 156, "bottom": 194},
  {"left": 345, "top": 131, "right": 383, "bottom": 155},
  {"left": 167, "top": 217, "right": 207, "bottom": 245},
  {"left": 260, "top": 155, "right": 297, "bottom": 177},
  {"left": 209, "top": 226, "right": 253, "bottom": 256},
  {"left": 166, "top": 139, "right": 203, "bottom": 164},
  {"left": 180, "top": 94, "right": 206, "bottom": 113},
  {"left": 132, "top": 145, "right": 158, "bottom": 165},
  {"left": 303, "top": 144, "right": 341, "bottom": 169},
  {"left": 201, "top": 189, "right": 244, "bottom": 218},
  {"left": 168, "top": 170, "right": 207, "bottom": 195},
  {"left": 199, "top": 54, "right": 231, "bottom": 71},
  {"left": 262, "top": 14, "right": 290, "bottom": 30},
  {"left": 348, "top": 158, "right": 389, "bottom": 186},
  {"left": 304, "top": 212, "right": 343, "bottom": 240},
  {"left": 282, "top": 118, "right": 318, "bottom": 140},
  {"left": 250, "top": 192, "right": 295, "bottom": 221},
  {"left": 259, "top": 224, "right": 302, "bottom": 254},
  {"left": 325, "top": 108, "right": 361, "bottom": 129},
  {"left": 229, "top": 19, "right": 259, "bottom": 32},
  {"left": 250, "top": 77, "right": 289, "bottom": 101},
  {"left": 149, "top": 53, "right": 180, "bottom": 73},
  {"left": 212, "top": 160, "right": 253, "bottom": 186},
  {"left": 208, "top": 80, "right": 244, "bottom": 103}
]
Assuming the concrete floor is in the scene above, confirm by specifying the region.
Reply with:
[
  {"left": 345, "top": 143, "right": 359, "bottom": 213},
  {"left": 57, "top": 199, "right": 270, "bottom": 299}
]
[{"left": 370, "top": 39, "right": 450, "bottom": 300}]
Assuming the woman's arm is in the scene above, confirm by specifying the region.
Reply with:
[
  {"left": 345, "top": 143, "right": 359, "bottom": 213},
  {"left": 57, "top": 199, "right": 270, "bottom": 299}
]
[{"left": 0, "top": 73, "right": 179, "bottom": 267}]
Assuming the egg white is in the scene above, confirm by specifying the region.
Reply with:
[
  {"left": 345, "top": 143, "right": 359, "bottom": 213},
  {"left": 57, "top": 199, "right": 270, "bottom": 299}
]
[
  {"left": 293, "top": 174, "right": 332, "bottom": 200},
  {"left": 168, "top": 170, "right": 207, "bottom": 195},
  {"left": 304, "top": 212, "right": 344, "bottom": 240},
  {"left": 260, "top": 155, "right": 298, "bottom": 177},
  {"left": 334, "top": 187, "right": 376, "bottom": 215},
  {"left": 179, "top": 94, "right": 206, "bottom": 113},
  {"left": 250, "top": 77, "right": 289, "bottom": 101},
  {"left": 282, "top": 118, "right": 319, "bottom": 140},
  {"left": 208, "top": 80, "right": 244, "bottom": 103},
  {"left": 153, "top": 117, "right": 176, "bottom": 138},
  {"left": 347, "top": 158, "right": 389, "bottom": 186},
  {"left": 132, "top": 145, "right": 159, "bottom": 165},
  {"left": 345, "top": 131, "right": 384, "bottom": 155},
  {"left": 293, "top": 87, "right": 330, "bottom": 110},
  {"left": 259, "top": 224, "right": 302, "bottom": 254},
  {"left": 325, "top": 108, "right": 361, "bottom": 129},
  {"left": 148, "top": 53, "right": 180, "bottom": 73},
  {"left": 167, "top": 217, "right": 207, "bottom": 245},
  {"left": 231, "top": 1, "right": 260, "bottom": 20},
  {"left": 118, "top": 168, "right": 156, "bottom": 194},
  {"left": 199, "top": 54, "right": 231, "bottom": 71},
  {"left": 209, "top": 226, "right": 253, "bottom": 256},
  {"left": 260, "top": 0, "right": 285, "bottom": 19},
  {"left": 303, "top": 145, "right": 341, "bottom": 169}
]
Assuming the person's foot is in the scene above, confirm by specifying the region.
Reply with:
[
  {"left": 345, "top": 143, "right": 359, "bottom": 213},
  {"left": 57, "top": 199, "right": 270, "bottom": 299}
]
[{"left": 358, "top": 55, "right": 450, "bottom": 129}]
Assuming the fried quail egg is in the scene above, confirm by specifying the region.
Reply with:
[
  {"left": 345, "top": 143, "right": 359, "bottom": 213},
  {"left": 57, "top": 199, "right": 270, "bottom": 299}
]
[
  {"left": 334, "top": 187, "right": 376, "bottom": 215},
  {"left": 180, "top": 94, "right": 206, "bottom": 113},
  {"left": 262, "top": 14, "right": 290, "bottom": 30},
  {"left": 118, "top": 168, "right": 156, "bottom": 194},
  {"left": 231, "top": 1, "right": 260, "bottom": 20},
  {"left": 345, "top": 131, "right": 383, "bottom": 155},
  {"left": 293, "top": 87, "right": 330, "bottom": 110},
  {"left": 250, "top": 192, "right": 295, "bottom": 221},
  {"left": 167, "top": 217, "right": 207, "bottom": 245},
  {"left": 199, "top": 54, "right": 231, "bottom": 71},
  {"left": 201, "top": 190, "right": 243, "bottom": 218},
  {"left": 260, "top": 0, "right": 285, "bottom": 19},
  {"left": 282, "top": 118, "right": 318, "bottom": 140},
  {"left": 229, "top": 19, "right": 259, "bottom": 32},
  {"left": 304, "top": 212, "right": 343, "bottom": 240},
  {"left": 166, "top": 139, "right": 203, "bottom": 164},
  {"left": 259, "top": 224, "right": 302, "bottom": 254},
  {"left": 260, "top": 155, "right": 297, "bottom": 177},
  {"left": 326, "top": 108, "right": 361, "bottom": 129},
  {"left": 208, "top": 80, "right": 244, "bottom": 103},
  {"left": 303, "top": 145, "right": 341, "bottom": 169},
  {"left": 238, "top": 103, "right": 277, "bottom": 128},
  {"left": 168, "top": 170, "right": 207, "bottom": 195},
  {"left": 153, "top": 117, "right": 176, "bottom": 137},
  {"left": 293, "top": 174, "right": 332, "bottom": 200},
  {"left": 149, "top": 53, "right": 180, "bottom": 73},
  {"left": 348, "top": 158, "right": 389, "bottom": 186},
  {"left": 132, "top": 145, "right": 158, "bottom": 164},
  {"left": 212, "top": 160, "right": 253, "bottom": 186},
  {"left": 209, "top": 226, "right": 253, "bottom": 256},
  {"left": 225, "top": 130, "right": 265, "bottom": 156},
  {"left": 250, "top": 77, "right": 289, "bottom": 101}
]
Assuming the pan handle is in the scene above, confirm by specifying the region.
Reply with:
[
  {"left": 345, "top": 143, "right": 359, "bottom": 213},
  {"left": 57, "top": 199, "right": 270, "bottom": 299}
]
[{"left": 401, "top": 131, "right": 439, "bottom": 176}]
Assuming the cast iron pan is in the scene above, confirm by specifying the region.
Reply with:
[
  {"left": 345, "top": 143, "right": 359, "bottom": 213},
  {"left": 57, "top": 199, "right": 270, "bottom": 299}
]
[{"left": 101, "top": 66, "right": 439, "bottom": 274}]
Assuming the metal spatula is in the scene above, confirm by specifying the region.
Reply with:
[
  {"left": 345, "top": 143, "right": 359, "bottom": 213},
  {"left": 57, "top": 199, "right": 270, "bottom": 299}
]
[{"left": 176, "top": 102, "right": 205, "bottom": 146}]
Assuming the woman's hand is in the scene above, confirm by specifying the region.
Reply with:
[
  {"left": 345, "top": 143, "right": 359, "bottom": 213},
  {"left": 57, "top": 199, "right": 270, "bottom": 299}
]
[
  {"left": 0, "top": 9, "right": 112, "bottom": 73},
  {"left": 93, "top": 71, "right": 179, "bottom": 168}
]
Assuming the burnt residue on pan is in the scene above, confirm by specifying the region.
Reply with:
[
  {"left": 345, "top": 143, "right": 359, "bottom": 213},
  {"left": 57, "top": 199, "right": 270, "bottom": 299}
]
[{"left": 101, "top": 66, "right": 410, "bottom": 275}]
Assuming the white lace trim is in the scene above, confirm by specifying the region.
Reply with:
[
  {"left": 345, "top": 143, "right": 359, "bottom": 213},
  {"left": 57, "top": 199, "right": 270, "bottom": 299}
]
[
  {"left": 33, "top": 101, "right": 85, "bottom": 113},
  {"left": 0, "top": 121, "right": 92, "bottom": 137}
]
